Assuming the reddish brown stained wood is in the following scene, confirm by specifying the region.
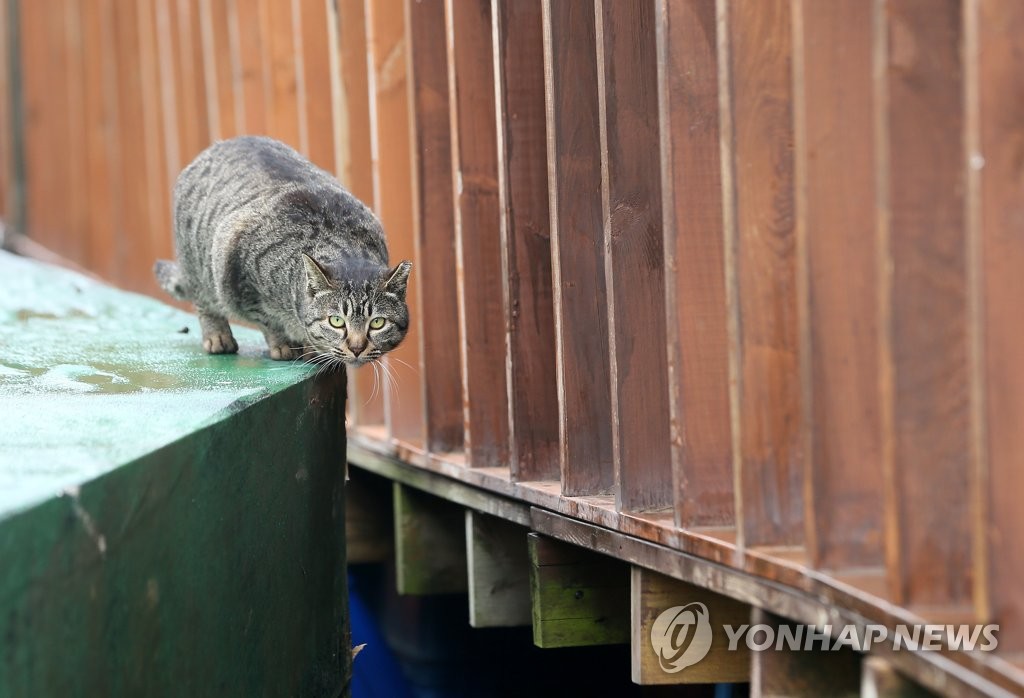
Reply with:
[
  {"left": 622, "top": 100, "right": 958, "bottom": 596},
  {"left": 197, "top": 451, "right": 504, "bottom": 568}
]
[
  {"left": 446, "top": 0, "right": 510, "bottom": 466},
  {"left": 180, "top": 0, "right": 211, "bottom": 162},
  {"left": 658, "top": 0, "right": 734, "bottom": 528},
  {"left": 64, "top": 0, "right": 90, "bottom": 269},
  {"left": 407, "top": 0, "right": 463, "bottom": 453},
  {"left": 334, "top": 0, "right": 383, "bottom": 425},
  {"left": 727, "top": 0, "right": 803, "bottom": 547},
  {"left": 977, "top": 0, "right": 1024, "bottom": 653},
  {"left": 0, "top": 0, "right": 8, "bottom": 219},
  {"left": 494, "top": 0, "right": 558, "bottom": 482},
  {"left": 884, "top": 0, "right": 971, "bottom": 608},
  {"left": 368, "top": 0, "right": 424, "bottom": 444},
  {"left": 542, "top": 0, "right": 614, "bottom": 495},
  {"left": 297, "top": 0, "right": 335, "bottom": 172},
  {"left": 233, "top": 0, "right": 268, "bottom": 134},
  {"left": 79, "top": 0, "right": 120, "bottom": 281},
  {"left": 598, "top": 0, "right": 671, "bottom": 512},
  {"left": 198, "top": 0, "right": 238, "bottom": 141},
  {"left": 260, "top": 0, "right": 302, "bottom": 149},
  {"left": 797, "top": 0, "right": 883, "bottom": 569}
]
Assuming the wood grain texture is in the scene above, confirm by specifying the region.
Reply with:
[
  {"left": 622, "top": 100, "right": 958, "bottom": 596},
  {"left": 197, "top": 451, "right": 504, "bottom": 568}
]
[
  {"left": 542, "top": 0, "right": 614, "bottom": 496},
  {"left": 630, "top": 567, "right": 750, "bottom": 684},
  {"left": 260, "top": 0, "right": 301, "bottom": 148},
  {"left": 465, "top": 510, "right": 531, "bottom": 627},
  {"left": 797, "top": 0, "right": 883, "bottom": 570},
  {"left": 494, "top": 0, "right": 558, "bottom": 482},
  {"left": 233, "top": 0, "right": 268, "bottom": 134},
  {"left": 393, "top": 482, "right": 468, "bottom": 595},
  {"left": 598, "top": 0, "right": 672, "bottom": 513},
  {"left": 333, "top": 0, "right": 383, "bottom": 425},
  {"left": 446, "top": 0, "right": 510, "bottom": 466},
  {"left": 407, "top": 0, "right": 462, "bottom": 453},
  {"left": 138, "top": 0, "right": 173, "bottom": 274},
  {"left": 296, "top": 0, "right": 334, "bottom": 172},
  {"left": 726, "top": 0, "right": 803, "bottom": 547},
  {"left": 977, "top": 0, "right": 1024, "bottom": 654},
  {"left": 658, "top": 0, "right": 734, "bottom": 528},
  {"left": 368, "top": 0, "right": 424, "bottom": 444},
  {"left": 198, "top": 0, "right": 238, "bottom": 141},
  {"left": 884, "top": 0, "right": 971, "bottom": 608}
]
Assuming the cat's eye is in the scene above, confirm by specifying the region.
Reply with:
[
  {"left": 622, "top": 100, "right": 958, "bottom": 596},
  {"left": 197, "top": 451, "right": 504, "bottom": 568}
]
[
  {"left": 369, "top": 317, "right": 386, "bottom": 330},
  {"left": 328, "top": 315, "right": 345, "bottom": 329}
]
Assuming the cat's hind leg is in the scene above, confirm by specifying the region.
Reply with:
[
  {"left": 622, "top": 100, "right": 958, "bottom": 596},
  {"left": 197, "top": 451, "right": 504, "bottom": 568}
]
[
  {"left": 198, "top": 311, "right": 238, "bottom": 354},
  {"left": 261, "top": 328, "right": 300, "bottom": 361}
]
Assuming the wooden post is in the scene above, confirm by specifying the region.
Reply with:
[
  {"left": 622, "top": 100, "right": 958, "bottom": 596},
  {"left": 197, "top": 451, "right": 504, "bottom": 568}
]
[
  {"left": 465, "top": 510, "right": 531, "bottom": 627},
  {"left": 346, "top": 468, "right": 393, "bottom": 564},
  {"left": 528, "top": 533, "right": 628, "bottom": 648},
  {"left": 631, "top": 567, "right": 750, "bottom": 685},
  {"left": 393, "top": 482, "right": 468, "bottom": 595},
  {"left": 860, "top": 656, "right": 934, "bottom": 698}
]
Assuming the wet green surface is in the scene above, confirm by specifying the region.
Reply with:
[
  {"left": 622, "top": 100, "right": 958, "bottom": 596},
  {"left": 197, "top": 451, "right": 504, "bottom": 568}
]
[
  {"left": 0, "top": 252, "right": 349, "bottom": 696},
  {"left": 0, "top": 251, "right": 314, "bottom": 518}
]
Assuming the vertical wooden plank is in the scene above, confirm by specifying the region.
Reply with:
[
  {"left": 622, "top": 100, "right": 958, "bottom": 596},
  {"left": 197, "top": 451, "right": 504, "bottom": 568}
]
[
  {"left": 407, "top": 0, "right": 463, "bottom": 453},
  {"left": 493, "top": 0, "right": 558, "bottom": 482},
  {"left": 234, "top": 0, "right": 268, "bottom": 134},
  {"left": 332, "top": 0, "right": 384, "bottom": 426},
  {"left": 198, "top": 0, "right": 235, "bottom": 141},
  {"left": 296, "top": 0, "right": 335, "bottom": 172},
  {"left": 860, "top": 657, "right": 935, "bottom": 698},
  {"left": 882, "top": 0, "right": 971, "bottom": 609},
  {"left": 445, "top": 0, "right": 509, "bottom": 465},
  {"left": 367, "top": 0, "right": 424, "bottom": 444},
  {"left": 64, "top": 0, "right": 89, "bottom": 268},
  {"left": 0, "top": 0, "right": 7, "bottom": 221},
  {"left": 465, "top": 510, "right": 531, "bottom": 627},
  {"left": 180, "top": 0, "right": 211, "bottom": 160},
  {"left": 260, "top": 0, "right": 302, "bottom": 149},
  {"left": 79, "top": 0, "right": 121, "bottom": 282},
  {"left": 393, "top": 483, "right": 468, "bottom": 595},
  {"left": 795, "top": 0, "right": 883, "bottom": 569},
  {"left": 541, "top": 0, "right": 614, "bottom": 495},
  {"left": 139, "top": 0, "right": 173, "bottom": 289},
  {"left": 726, "top": 0, "right": 803, "bottom": 547},
  {"left": 976, "top": 0, "right": 1024, "bottom": 654},
  {"left": 597, "top": 0, "right": 672, "bottom": 512},
  {"left": 657, "top": 0, "right": 734, "bottom": 528}
]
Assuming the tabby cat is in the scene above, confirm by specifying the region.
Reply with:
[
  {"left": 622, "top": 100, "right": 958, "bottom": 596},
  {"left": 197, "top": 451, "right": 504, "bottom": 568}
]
[{"left": 155, "top": 136, "right": 411, "bottom": 366}]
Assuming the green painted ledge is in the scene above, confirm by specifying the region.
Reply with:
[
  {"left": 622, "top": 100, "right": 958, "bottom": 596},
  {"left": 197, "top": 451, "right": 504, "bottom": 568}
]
[{"left": 0, "top": 252, "right": 350, "bottom": 697}]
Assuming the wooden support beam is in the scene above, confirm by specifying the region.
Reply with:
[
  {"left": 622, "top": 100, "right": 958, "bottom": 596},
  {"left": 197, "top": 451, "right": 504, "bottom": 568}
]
[
  {"left": 861, "top": 656, "right": 936, "bottom": 698},
  {"left": 465, "top": 510, "right": 531, "bottom": 628},
  {"left": 528, "top": 533, "right": 628, "bottom": 648},
  {"left": 631, "top": 567, "right": 749, "bottom": 685},
  {"left": 749, "top": 608, "right": 861, "bottom": 698},
  {"left": 345, "top": 468, "right": 393, "bottom": 564},
  {"left": 393, "top": 482, "right": 467, "bottom": 595}
]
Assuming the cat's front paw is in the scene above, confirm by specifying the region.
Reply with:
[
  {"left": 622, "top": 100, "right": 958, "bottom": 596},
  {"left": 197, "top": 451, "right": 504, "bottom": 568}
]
[
  {"left": 202, "top": 332, "right": 239, "bottom": 354},
  {"left": 268, "top": 344, "right": 299, "bottom": 361}
]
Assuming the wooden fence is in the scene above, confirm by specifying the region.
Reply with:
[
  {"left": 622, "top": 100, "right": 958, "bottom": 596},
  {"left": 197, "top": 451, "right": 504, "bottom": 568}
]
[{"left": 2, "top": 0, "right": 1023, "bottom": 693}]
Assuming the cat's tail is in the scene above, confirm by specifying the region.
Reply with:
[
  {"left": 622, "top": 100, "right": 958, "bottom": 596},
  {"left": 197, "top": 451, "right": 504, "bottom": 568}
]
[{"left": 154, "top": 260, "right": 191, "bottom": 300}]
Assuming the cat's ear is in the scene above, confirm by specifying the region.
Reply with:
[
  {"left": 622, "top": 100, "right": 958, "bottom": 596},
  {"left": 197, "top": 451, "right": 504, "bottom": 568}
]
[
  {"left": 302, "top": 254, "right": 333, "bottom": 296},
  {"left": 381, "top": 261, "right": 412, "bottom": 300}
]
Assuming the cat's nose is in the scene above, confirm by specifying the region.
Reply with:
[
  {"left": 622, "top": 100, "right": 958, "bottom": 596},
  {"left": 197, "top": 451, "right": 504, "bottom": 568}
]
[{"left": 348, "top": 337, "right": 368, "bottom": 357}]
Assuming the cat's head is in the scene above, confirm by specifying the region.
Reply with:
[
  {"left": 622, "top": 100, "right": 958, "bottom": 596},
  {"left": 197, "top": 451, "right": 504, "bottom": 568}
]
[{"left": 300, "top": 254, "right": 411, "bottom": 366}]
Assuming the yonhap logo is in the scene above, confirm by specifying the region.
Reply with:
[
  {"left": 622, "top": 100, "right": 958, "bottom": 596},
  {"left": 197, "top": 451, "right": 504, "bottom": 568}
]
[{"left": 650, "top": 602, "right": 713, "bottom": 673}]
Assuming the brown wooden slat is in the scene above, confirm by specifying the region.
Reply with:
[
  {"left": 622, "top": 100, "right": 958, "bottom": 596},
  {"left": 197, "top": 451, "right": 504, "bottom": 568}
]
[
  {"left": 726, "top": 0, "right": 803, "bottom": 547},
  {"left": 79, "top": 0, "right": 120, "bottom": 282},
  {"left": 367, "top": 0, "right": 424, "bottom": 444},
  {"left": 977, "top": 0, "right": 1024, "bottom": 654},
  {"left": 541, "top": 0, "right": 614, "bottom": 495},
  {"left": 657, "top": 0, "right": 734, "bottom": 528},
  {"left": 882, "top": 0, "right": 971, "bottom": 609},
  {"left": 198, "top": 0, "right": 237, "bottom": 141},
  {"left": 0, "top": 0, "right": 7, "bottom": 220},
  {"left": 445, "top": 0, "right": 509, "bottom": 466},
  {"left": 260, "top": 0, "right": 302, "bottom": 149},
  {"left": 64, "top": 0, "right": 89, "bottom": 268},
  {"left": 234, "top": 0, "right": 268, "bottom": 134},
  {"left": 332, "top": 0, "right": 383, "bottom": 426},
  {"left": 494, "top": 0, "right": 558, "bottom": 482},
  {"left": 407, "top": 0, "right": 462, "bottom": 453},
  {"left": 139, "top": 0, "right": 173, "bottom": 284},
  {"left": 597, "top": 0, "right": 671, "bottom": 512},
  {"left": 297, "top": 0, "right": 335, "bottom": 172},
  {"left": 795, "top": 0, "right": 883, "bottom": 569},
  {"left": 182, "top": 0, "right": 211, "bottom": 161}
]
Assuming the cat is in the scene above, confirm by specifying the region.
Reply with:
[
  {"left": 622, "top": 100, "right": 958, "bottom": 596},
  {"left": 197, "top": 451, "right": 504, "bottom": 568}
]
[{"left": 154, "top": 136, "right": 411, "bottom": 367}]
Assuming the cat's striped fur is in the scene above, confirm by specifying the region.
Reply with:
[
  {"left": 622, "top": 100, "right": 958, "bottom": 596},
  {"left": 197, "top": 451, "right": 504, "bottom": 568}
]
[{"left": 155, "top": 136, "right": 411, "bottom": 364}]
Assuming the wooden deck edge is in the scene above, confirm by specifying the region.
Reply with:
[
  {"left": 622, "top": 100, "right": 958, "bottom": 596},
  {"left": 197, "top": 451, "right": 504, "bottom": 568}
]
[{"left": 348, "top": 435, "right": 1024, "bottom": 697}]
